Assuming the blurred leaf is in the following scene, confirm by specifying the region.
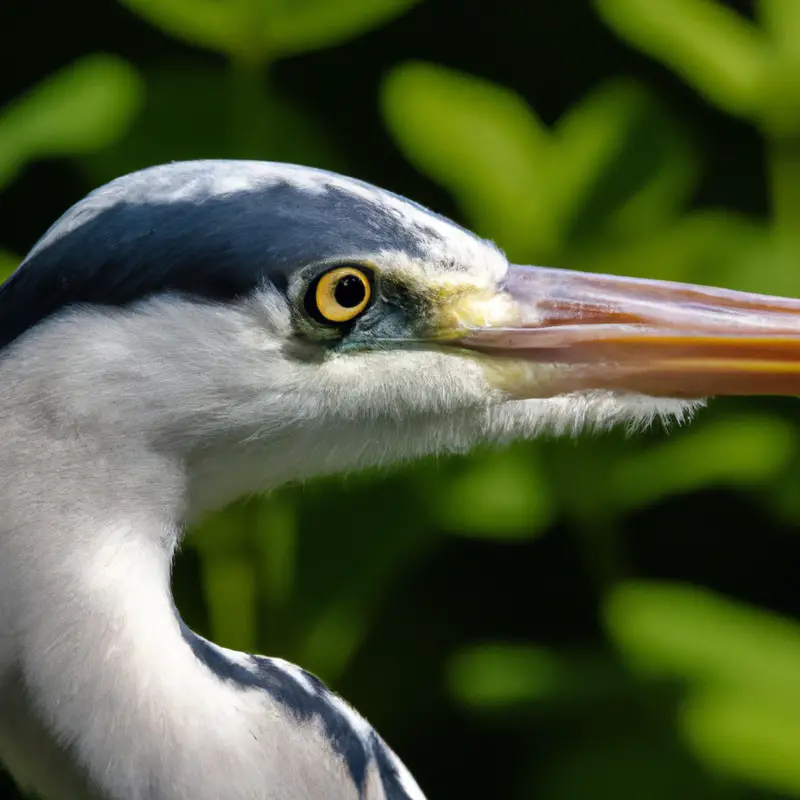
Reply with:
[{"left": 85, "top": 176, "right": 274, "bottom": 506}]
[
  {"left": 81, "top": 62, "right": 344, "bottom": 185},
  {"left": 609, "top": 414, "right": 796, "bottom": 512},
  {"left": 682, "top": 687, "right": 800, "bottom": 797},
  {"left": 0, "top": 250, "right": 18, "bottom": 280},
  {"left": 723, "top": 229, "right": 800, "bottom": 295},
  {"left": 191, "top": 502, "right": 253, "bottom": 553},
  {"left": 252, "top": 497, "right": 297, "bottom": 610},
  {"left": 609, "top": 586, "right": 800, "bottom": 795},
  {"left": 557, "top": 79, "right": 698, "bottom": 242},
  {"left": 572, "top": 210, "right": 764, "bottom": 286},
  {"left": 265, "top": 0, "right": 422, "bottom": 57},
  {"left": 292, "top": 470, "right": 438, "bottom": 680},
  {"left": 382, "top": 61, "right": 559, "bottom": 260},
  {"left": 747, "top": 0, "right": 800, "bottom": 137},
  {"left": 449, "top": 644, "right": 561, "bottom": 708},
  {"left": 383, "top": 64, "right": 698, "bottom": 262},
  {"left": 297, "top": 598, "right": 375, "bottom": 684},
  {"left": 606, "top": 581, "right": 800, "bottom": 697},
  {"left": 201, "top": 554, "right": 259, "bottom": 651},
  {"left": 435, "top": 446, "right": 553, "bottom": 540},
  {"left": 448, "top": 644, "right": 627, "bottom": 711},
  {"left": 190, "top": 471, "right": 439, "bottom": 683},
  {"left": 596, "top": 0, "right": 772, "bottom": 119},
  {"left": 545, "top": 437, "right": 630, "bottom": 524},
  {"left": 0, "top": 54, "right": 143, "bottom": 190},
  {"left": 118, "top": 0, "right": 244, "bottom": 58},
  {"left": 759, "top": 0, "right": 800, "bottom": 60},
  {"left": 763, "top": 446, "right": 800, "bottom": 525},
  {"left": 190, "top": 500, "right": 279, "bottom": 652},
  {"left": 119, "top": 0, "right": 420, "bottom": 60}
]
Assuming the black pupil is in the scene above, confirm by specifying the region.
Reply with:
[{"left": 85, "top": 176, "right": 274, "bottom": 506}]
[{"left": 334, "top": 274, "right": 366, "bottom": 308}]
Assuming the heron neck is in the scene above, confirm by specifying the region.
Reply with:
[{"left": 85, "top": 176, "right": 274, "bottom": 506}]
[
  {"left": 0, "top": 350, "right": 430, "bottom": 800},
  {"left": 0, "top": 418, "right": 278, "bottom": 800}
]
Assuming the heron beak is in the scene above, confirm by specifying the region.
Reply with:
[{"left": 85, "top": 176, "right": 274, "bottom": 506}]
[{"left": 455, "top": 265, "right": 800, "bottom": 399}]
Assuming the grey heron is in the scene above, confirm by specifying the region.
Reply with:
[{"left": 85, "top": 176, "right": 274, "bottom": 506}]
[{"left": 2, "top": 160, "right": 800, "bottom": 800}]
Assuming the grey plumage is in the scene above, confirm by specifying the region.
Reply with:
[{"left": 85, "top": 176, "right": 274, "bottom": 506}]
[{"left": 0, "top": 161, "right": 465, "bottom": 350}]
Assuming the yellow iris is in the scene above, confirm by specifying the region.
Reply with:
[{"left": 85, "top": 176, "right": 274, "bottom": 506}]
[{"left": 314, "top": 267, "right": 372, "bottom": 323}]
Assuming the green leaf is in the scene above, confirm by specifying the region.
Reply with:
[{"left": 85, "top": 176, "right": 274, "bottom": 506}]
[
  {"left": 435, "top": 446, "right": 553, "bottom": 540},
  {"left": 0, "top": 54, "right": 143, "bottom": 190},
  {"left": 81, "top": 63, "right": 345, "bottom": 185},
  {"left": 296, "top": 596, "right": 374, "bottom": 683},
  {"left": 118, "top": 0, "right": 244, "bottom": 58},
  {"left": 557, "top": 79, "right": 698, "bottom": 242},
  {"left": 266, "top": 0, "right": 423, "bottom": 57},
  {"left": 763, "top": 448, "right": 800, "bottom": 525},
  {"left": 759, "top": 0, "right": 800, "bottom": 58},
  {"left": 448, "top": 644, "right": 625, "bottom": 710},
  {"left": 448, "top": 644, "right": 561, "bottom": 708},
  {"left": 724, "top": 229, "right": 800, "bottom": 295},
  {"left": 749, "top": 2, "right": 800, "bottom": 135},
  {"left": 190, "top": 502, "right": 253, "bottom": 553},
  {"left": 200, "top": 553, "right": 259, "bottom": 652},
  {"left": 609, "top": 414, "right": 796, "bottom": 512},
  {"left": 606, "top": 581, "right": 800, "bottom": 696},
  {"left": 189, "top": 499, "right": 286, "bottom": 652},
  {"left": 292, "top": 469, "right": 438, "bottom": 680},
  {"left": 382, "top": 61, "right": 559, "bottom": 261},
  {"left": 383, "top": 65, "right": 698, "bottom": 262},
  {"left": 596, "top": 0, "right": 772, "bottom": 119},
  {"left": 119, "top": 0, "right": 421, "bottom": 60},
  {"left": 682, "top": 687, "right": 800, "bottom": 796},
  {"left": 252, "top": 498, "right": 297, "bottom": 610},
  {"left": 0, "top": 251, "right": 19, "bottom": 280},
  {"left": 572, "top": 210, "right": 764, "bottom": 286}
]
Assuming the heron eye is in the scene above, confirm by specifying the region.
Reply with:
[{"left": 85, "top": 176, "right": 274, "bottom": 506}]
[{"left": 310, "top": 266, "right": 372, "bottom": 324}]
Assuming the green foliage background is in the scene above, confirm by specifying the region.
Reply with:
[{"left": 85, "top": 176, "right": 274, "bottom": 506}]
[{"left": 3, "top": 1, "right": 800, "bottom": 797}]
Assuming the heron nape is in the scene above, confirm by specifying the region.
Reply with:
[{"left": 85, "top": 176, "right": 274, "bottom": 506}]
[{"left": 2, "top": 160, "right": 800, "bottom": 800}]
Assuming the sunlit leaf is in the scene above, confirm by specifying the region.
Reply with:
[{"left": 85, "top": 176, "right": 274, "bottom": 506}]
[
  {"left": 606, "top": 581, "right": 800, "bottom": 697},
  {"left": 596, "top": 0, "right": 772, "bottom": 118},
  {"left": 682, "top": 687, "right": 800, "bottom": 796},
  {"left": 609, "top": 415, "right": 796, "bottom": 512},
  {"left": 383, "top": 66, "right": 698, "bottom": 262},
  {"left": 0, "top": 54, "right": 143, "bottom": 190},
  {"left": 119, "top": 0, "right": 420, "bottom": 60},
  {"left": 382, "top": 61, "right": 558, "bottom": 261},
  {"left": 266, "top": 0, "right": 422, "bottom": 57},
  {"left": 759, "top": 0, "right": 800, "bottom": 59},
  {"left": 435, "top": 447, "right": 553, "bottom": 540}
]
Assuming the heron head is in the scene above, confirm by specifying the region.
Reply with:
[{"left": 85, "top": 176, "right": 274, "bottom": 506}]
[{"left": 4, "top": 160, "right": 800, "bottom": 512}]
